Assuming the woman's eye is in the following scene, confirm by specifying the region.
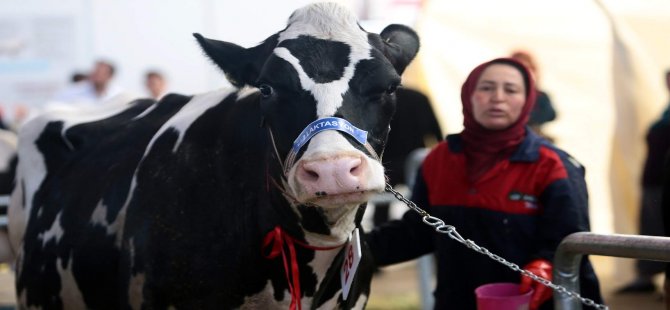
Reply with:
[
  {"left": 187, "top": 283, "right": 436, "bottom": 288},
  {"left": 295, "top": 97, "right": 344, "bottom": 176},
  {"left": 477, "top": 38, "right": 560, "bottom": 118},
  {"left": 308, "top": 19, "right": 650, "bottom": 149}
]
[
  {"left": 259, "top": 84, "right": 274, "bottom": 98},
  {"left": 505, "top": 88, "right": 519, "bottom": 94}
]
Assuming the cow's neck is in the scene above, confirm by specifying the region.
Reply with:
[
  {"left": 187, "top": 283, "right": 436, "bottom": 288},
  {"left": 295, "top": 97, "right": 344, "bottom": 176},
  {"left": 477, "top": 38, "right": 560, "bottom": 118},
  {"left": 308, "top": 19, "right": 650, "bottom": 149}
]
[{"left": 295, "top": 203, "right": 361, "bottom": 246}]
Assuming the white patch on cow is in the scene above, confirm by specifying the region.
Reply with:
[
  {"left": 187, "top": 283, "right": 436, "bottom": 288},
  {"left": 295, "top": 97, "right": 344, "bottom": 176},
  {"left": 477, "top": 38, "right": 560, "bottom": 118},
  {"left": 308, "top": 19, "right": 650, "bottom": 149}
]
[
  {"left": 126, "top": 238, "right": 144, "bottom": 310},
  {"left": 241, "top": 280, "right": 288, "bottom": 309},
  {"left": 133, "top": 101, "right": 160, "bottom": 120},
  {"left": 145, "top": 88, "right": 233, "bottom": 155},
  {"left": 7, "top": 175, "right": 25, "bottom": 258},
  {"left": 128, "top": 272, "right": 145, "bottom": 310},
  {"left": 350, "top": 294, "right": 368, "bottom": 309},
  {"left": 57, "top": 256, "right": 87, "bottom": 309},
  {"left": 276, "top": 3, "right": 372, "bottom": 117},
  {"left": 90, "top": 200, "right": 124, "bottom": 243},
  {"left": 0, "top": 129, "right": 17, "bottom": 171},
  {"left": 279, "top": 3, "right": 368, "bottom": 47},
  {"left": 90, "top": 200, "right": 109, "bottom": 228},
  {"left": 237, "top": 85, "right": 259, "bottom": 100},
  {"left": 112, "top": 208, "right": 127, "bottom": 247},
  {"left": 38, "top": 212, "right": 64, "bottom": 247}
]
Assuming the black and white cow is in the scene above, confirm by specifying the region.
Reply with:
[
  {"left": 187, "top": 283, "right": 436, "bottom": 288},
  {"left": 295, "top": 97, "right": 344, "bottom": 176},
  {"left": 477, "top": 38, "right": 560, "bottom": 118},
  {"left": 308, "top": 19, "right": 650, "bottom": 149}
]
[{"left": 8, "top": 3, "right": 419, "bottom": 309}]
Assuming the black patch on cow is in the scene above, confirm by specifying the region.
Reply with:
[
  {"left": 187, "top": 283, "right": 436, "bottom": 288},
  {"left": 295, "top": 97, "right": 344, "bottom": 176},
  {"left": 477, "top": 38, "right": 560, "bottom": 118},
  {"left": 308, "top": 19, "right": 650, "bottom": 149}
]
[
  {"left": 120, "top": 93, "right": 279, "bottom": 308},
  {"left": 297, "top": 205, "right": 332, "bottom": 235},
  {"left": 0, "top": 156, "right": 16, "bottom": 196},
  {"left": 328, "top": 56, "right": 399, "bottom": 159},
  {"left": 280, "top": 36, "right": 350, "bottom": 83}
]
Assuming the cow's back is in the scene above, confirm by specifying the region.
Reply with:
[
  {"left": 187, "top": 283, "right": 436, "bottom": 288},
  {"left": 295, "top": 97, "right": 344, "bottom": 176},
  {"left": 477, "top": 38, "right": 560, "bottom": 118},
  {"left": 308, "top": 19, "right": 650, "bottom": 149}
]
[{"left": 9, "top": 89, "right": 269, "bottom": 309}]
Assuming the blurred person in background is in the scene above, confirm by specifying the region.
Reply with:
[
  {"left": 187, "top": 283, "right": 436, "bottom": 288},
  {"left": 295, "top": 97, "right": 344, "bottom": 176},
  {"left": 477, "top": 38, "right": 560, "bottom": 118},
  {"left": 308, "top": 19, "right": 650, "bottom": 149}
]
[
  {"left": 510, "top": 50, "right": 556, "bottom": 141},
  {"left": 366, "top": 58, "right": 602, "bottom": 310},
  {"left": 144, "top": 70, "right": 168, "bottom": 100},
  {"left": 617, "top": 69, "right": 670, "bottom": 294},
  {"left": 70, "top": 71, "right": 88, "bottom": 83},
  {"left": 52, "top": 59, "right": 122, "bottom": 105}
]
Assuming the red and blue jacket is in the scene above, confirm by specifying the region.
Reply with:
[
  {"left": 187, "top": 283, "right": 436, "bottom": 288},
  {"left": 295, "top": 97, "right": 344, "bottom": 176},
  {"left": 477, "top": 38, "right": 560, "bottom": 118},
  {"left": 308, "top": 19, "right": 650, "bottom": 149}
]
[{"left": 367, "top": 129, "right": 602, "bottom": 309}]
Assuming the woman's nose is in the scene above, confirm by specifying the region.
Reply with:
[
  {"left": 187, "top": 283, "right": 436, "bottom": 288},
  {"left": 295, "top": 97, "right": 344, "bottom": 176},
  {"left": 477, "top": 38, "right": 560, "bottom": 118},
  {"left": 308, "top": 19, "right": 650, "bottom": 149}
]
[{"left": 492, "top": 87, "right": 505, "bottom": 101}]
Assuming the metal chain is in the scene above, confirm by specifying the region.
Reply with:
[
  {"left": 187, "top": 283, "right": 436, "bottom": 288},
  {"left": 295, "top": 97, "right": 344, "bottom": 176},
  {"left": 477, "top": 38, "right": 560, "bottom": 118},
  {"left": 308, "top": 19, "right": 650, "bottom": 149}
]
[{"left": 385, "top": 184, "right": 609, "bottom": 310}]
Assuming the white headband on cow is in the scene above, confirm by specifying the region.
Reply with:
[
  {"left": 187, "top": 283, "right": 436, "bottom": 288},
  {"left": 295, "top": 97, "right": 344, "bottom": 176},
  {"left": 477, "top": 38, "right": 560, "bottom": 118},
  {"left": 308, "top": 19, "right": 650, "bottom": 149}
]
[{"left": 283, "top": 117, "right": 380, "bottom": 175}]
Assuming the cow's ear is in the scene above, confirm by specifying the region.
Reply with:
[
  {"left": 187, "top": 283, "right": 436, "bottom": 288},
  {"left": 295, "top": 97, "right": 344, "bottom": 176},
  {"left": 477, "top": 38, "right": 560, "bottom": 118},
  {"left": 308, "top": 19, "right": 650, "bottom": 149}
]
[
  {"left": 379, "top": 24, "right": 420, "bottom": 75},
  {"left": 193, "top": 33, "right": 277, "bottom": 87}
]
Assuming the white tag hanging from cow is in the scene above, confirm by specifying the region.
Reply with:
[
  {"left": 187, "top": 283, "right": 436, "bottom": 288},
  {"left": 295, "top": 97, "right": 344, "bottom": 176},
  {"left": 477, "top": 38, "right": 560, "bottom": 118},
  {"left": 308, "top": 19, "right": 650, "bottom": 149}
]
[
  {"left": 341, "top": 228, "right": 363, "bottom": 301},
  {"left": 8, "top": 2, "right": 419, "bottom": 309}
]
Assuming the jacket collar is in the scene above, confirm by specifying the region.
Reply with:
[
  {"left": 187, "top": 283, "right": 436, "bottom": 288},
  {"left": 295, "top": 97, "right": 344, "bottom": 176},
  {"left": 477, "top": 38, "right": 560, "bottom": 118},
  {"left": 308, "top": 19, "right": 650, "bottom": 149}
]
[{"left": 447, "top": 127, "right": 545, "bottom": 163}]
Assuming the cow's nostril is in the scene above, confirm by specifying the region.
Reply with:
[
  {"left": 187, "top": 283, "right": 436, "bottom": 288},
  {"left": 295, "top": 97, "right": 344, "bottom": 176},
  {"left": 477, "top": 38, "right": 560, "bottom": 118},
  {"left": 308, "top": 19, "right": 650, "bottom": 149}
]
[
  {"left": 301, "top": 168, "right": 319, "bottom": 182},
  {"left": 349, "top": 158, "right": 363, "bottom": 176}
]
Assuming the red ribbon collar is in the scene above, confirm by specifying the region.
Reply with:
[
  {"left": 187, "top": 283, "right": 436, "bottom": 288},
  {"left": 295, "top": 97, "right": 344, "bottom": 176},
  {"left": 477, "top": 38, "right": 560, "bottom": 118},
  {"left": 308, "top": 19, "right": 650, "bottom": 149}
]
[{"left": 262, "top": 226, "right": 345, "bottom": 310}]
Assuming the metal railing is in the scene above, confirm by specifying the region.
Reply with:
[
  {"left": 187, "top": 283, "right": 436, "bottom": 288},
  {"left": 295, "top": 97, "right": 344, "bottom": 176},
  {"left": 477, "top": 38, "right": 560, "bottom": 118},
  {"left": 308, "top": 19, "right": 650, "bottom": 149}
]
[{"left": 554, "top": 232, "right": 670, "bottom": 310}]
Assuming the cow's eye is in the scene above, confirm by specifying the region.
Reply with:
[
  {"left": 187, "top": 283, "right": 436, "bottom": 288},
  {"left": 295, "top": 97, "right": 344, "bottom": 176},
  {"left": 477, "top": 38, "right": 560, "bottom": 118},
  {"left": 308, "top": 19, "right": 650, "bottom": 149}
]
[
  {"left": 386, "top": 83, "right": 399, "bottom": 95},
  {"left": 259, "top": 84, "right": 274, "bottom": 98}
]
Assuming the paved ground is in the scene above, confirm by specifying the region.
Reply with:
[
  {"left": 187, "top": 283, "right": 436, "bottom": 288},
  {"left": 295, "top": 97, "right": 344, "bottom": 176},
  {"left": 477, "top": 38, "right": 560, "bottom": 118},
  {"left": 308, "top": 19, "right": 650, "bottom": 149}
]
[{"left": 0, "top": 260, "right": 665, "bottom": 309}]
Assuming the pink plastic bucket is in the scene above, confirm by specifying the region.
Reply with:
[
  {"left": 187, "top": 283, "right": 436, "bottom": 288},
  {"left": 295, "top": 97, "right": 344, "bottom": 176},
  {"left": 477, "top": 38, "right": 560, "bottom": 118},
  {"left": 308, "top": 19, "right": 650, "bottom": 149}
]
[{"left": 475, "top": 282, "right": 533, "bottom": 310}]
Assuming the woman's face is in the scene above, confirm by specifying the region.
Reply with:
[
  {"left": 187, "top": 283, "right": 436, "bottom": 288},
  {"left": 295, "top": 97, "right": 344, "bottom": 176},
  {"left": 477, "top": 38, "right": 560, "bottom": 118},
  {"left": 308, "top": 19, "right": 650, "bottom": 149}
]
[{"left": 471, "top": 64, "right": 527, "bottom": 130}]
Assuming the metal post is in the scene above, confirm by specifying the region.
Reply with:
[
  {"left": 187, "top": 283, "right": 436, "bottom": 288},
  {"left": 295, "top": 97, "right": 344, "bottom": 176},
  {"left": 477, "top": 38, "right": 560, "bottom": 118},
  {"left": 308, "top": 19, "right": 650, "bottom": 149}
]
[{"left": 554, "top": 232, "right": 670, "bottom": 310}]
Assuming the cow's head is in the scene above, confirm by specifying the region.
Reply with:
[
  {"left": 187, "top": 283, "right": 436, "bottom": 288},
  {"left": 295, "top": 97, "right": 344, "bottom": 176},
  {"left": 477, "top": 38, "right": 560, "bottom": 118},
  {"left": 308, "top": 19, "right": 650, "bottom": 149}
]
[{"left": 194, "top": 3, "right": 418, "bottom": 237}]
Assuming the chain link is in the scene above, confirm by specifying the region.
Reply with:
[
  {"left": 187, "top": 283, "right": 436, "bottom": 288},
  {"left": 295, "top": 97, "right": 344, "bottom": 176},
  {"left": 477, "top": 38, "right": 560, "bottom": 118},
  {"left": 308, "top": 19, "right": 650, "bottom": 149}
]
[{"left": 385, "top": 184, "right": 609, "bottom": 310}]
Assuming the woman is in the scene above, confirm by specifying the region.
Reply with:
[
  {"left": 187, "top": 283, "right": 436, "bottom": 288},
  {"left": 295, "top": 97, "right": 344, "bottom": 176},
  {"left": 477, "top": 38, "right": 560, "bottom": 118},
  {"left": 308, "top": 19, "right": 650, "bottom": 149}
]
[{"left": 366, "top": 58, "right": 602, "bottom": 309}]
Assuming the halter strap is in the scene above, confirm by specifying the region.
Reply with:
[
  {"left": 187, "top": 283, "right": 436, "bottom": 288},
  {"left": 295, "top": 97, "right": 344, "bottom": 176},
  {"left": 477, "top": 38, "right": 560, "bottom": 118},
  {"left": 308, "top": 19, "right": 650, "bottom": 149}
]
[{"left": 266, "top": 117, "right": 381, "bottom": 176}]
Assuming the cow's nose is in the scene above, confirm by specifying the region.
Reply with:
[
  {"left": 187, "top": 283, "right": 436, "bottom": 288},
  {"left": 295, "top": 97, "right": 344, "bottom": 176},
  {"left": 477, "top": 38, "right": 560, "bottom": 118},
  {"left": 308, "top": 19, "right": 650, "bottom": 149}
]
[{"left": 297, "top": 156, "right": 366, "bottom": 194}]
